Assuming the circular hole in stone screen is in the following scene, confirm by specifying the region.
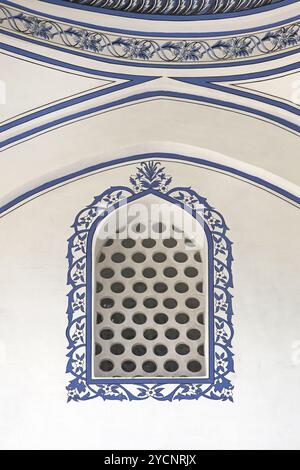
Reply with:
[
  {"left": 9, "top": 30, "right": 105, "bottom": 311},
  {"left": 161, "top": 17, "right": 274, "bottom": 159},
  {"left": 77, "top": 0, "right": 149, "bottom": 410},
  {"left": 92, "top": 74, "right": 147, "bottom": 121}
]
[
  {"left": 122, "top": 328, "right": 136, "bottom": 340},
  {"left": 142, "top": 238, "right": 156, "bottom": 249},
  {"left": 132, "top": 344, "right": 147, "bottom": 356},
  {"left": 122, "top": 238, "right": 136, "bottom": 249},
  {"left": 111, "top": 312, "right": 125, "bottom": 324},
  {"left": 132, "top": 252, "right": 146, "bottom": 263},
  {"left": 122, "top": 297, "right": 137, "bottom": 309},
  {"left": 99, "top": 328, "right": 114, "bottom": 340},
  {"left": 154, "top": 344, "right": 168, "bottom": 356},
  {"left": 100, "top": 298, "right": 115, "bottom": 309},
  {"left": 187, "top": 360, "right": 202, "bottom": 373},
  {"left": 144, "top": 329, "right": 158, "bottom": 340},
  {"left": 164, "top": 360, "right": 179, "bottom": 373},
  {"left": 165, "top": 328, "right": 179, "bottom": 340},
  {"left": 100, "top": 268, "right": 114, "bottom": 279},
  {"left": 111, "top": 282, "right": 125, "bottom": 293},
  {"left": 111, "top": 252, "right": 126, "bottom": 263},
  {"left": 132, "top": 313, "right": 147, "bottom": 324},
  {"left": 122, "top": 360, "right": 136, "bottom": 373},
  {"left": 154, "top": 313, "right": 168, "bottom": 324},
  {"left": 110, "top": 343, "right": 125, "bottom": 355},
  {"left": 133, "top": 282, "right": 147, "bottom": 293}
]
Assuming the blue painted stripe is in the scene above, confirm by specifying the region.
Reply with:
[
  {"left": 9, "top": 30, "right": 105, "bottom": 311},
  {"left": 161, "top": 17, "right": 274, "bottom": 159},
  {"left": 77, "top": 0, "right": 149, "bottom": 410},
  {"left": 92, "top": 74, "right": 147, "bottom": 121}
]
[
  {"left": 179, "top": 78, "right": 300, "bottom": 115},
  {"left": 0, "top": 154, "right": 298, "bottom": 216},
  {"left": 1, "top": 42, "right": 299, "bottom": 139},
  {"left": 1, "top": 0, "right": 299, "bottom": 37},
  {"left": 0, "top": 76, "right": 155, "bottom": 133},
  {"left": 0, "top": 90, "right": 299, "bottom": 150},
  {"left": 0, "top": 41, "right": 152, "bottom": 80},
  {"left": 1, "top": 39, "right": 300, "bottom": 82},
  {"left": 204, "top": 61, "right": 300, "bottom": 81}
]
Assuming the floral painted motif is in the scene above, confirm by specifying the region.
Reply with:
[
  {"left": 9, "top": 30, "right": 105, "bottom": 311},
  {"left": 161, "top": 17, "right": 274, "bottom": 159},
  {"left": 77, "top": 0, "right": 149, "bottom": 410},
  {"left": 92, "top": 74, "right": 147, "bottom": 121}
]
[
  {"left": 66, "top": 159, "right": 234, "bottom": 402},
  {"left": 0, "top": 4, "right": 299, "bottom": 64},
  {"left": 113, "top": 38, "right": 154, "bottom": 60},
  {"left": 161, "top": 41, "right": 205, "bottom": 61},
  {"left": 262, "top": 25, "right": 300, "bottom": 49},
  {"left": 14, "top": 13, "right": 54, "bottom": 40},
  {"left": 212, "top": 37, "right": 255, "bottom": 58}
]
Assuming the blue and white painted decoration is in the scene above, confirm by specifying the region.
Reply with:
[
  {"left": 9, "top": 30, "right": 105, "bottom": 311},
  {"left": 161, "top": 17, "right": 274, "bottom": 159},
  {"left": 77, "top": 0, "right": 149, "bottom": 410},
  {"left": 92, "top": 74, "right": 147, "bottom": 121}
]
[{"left": 66, "top": 160, "right": 234, "bottom": 402}]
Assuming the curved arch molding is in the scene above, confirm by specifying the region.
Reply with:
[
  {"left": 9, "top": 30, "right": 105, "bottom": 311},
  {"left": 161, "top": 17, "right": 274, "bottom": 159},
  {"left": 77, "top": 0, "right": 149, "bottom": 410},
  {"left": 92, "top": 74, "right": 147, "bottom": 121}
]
[
  {"left": 66, "top": 159, "right": 234, "bottom": 402},
  {"left": 0, "top": 154, "right": 299, "bottom": 219},
  {"left": 0, "top": 86, "right": 299, "bottom": 151}
]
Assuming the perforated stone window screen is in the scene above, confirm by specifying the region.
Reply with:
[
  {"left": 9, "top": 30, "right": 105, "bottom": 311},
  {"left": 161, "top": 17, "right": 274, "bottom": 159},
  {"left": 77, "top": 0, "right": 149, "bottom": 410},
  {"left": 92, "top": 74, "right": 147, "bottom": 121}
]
[{"left": 92, "top": 199, "right": 207, "bottom": 378}]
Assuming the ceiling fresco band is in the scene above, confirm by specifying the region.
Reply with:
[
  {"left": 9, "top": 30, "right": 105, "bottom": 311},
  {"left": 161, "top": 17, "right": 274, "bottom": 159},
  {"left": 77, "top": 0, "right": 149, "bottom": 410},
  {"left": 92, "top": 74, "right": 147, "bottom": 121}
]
[{"left": 59, "top": 0, "right": 284, "bottom": 16}]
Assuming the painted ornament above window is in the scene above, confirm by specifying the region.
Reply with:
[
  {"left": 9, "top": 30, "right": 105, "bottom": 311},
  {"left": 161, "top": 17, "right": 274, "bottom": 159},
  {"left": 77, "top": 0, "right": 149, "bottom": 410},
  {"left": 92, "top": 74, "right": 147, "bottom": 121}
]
[{"left": 66, "top": 159, "right": 234, "bottom": 402}]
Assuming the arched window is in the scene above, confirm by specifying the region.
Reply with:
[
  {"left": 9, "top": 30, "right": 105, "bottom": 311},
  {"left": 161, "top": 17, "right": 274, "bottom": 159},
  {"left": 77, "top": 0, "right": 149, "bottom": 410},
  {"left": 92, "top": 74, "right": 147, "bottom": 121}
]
[{"left": 67, "top": 160, "right": 234, "bottom": 402}]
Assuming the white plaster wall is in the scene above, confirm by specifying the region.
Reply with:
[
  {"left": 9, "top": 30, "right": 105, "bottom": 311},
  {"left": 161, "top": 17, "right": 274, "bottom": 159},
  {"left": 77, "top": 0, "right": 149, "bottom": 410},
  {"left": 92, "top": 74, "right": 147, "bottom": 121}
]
[
  {"left": 0, "top": 53, "right": 110, "bottom": 124},
  {"left": 0, "top": 160, "right": 299, "bottom": 450}
]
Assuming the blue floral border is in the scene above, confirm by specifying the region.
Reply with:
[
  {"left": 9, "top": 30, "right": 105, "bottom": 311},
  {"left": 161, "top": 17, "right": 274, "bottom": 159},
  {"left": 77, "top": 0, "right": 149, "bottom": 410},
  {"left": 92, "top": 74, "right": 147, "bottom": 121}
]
[{"left": 66, "top": 160, "right": 234, "bottom": 402}]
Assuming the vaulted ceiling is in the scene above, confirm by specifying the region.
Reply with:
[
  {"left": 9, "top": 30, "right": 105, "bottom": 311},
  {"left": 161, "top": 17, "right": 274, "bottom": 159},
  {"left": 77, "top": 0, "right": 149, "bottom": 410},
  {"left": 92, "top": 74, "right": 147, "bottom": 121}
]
[{"left": 60, "top": 0, "right": 284, "bottom": 16}]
